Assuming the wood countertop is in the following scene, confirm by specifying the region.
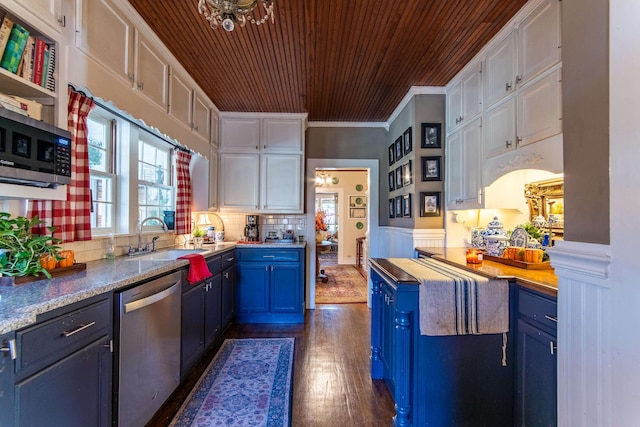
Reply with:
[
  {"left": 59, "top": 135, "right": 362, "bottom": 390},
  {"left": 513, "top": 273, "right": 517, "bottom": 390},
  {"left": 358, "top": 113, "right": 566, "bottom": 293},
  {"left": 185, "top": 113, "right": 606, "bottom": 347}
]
[{"left": 415, "top": 247, "right": 558, "bottom": 297}]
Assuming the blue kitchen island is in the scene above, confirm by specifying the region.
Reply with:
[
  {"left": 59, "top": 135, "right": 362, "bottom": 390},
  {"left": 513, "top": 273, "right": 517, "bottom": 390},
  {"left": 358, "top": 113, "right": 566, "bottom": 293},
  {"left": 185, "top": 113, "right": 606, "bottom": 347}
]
[{"left": 369, "top": 258, "right": 515, "bottom": 427}]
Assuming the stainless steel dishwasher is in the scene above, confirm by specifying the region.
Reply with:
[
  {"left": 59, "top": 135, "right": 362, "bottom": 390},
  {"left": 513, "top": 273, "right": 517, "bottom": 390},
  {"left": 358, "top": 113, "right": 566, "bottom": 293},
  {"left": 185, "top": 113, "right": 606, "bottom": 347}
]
[{"left": 116, "top": 270, "right": 182, "bottom": 427}]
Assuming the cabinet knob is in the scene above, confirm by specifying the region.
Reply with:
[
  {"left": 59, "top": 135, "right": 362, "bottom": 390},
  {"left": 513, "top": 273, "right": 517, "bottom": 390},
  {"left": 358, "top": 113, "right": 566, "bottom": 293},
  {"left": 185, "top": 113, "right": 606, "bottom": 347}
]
[{"left": 57, "top": 16, "right": 66, "bottom": 27}]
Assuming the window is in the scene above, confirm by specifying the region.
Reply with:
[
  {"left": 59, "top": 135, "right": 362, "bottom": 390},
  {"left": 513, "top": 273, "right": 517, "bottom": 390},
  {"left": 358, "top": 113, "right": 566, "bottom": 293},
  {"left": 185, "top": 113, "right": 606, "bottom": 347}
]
[
  {"left": 87, "top": 111, "right": 115, "bottom": 234},
  {"left": 138, "top": 137, "right": 173, "bottom": 225}
]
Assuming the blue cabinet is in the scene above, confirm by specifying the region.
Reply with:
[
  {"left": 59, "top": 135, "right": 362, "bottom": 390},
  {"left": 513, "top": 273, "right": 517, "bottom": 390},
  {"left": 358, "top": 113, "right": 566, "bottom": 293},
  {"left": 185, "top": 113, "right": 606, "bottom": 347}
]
[
  {"left": 181, "top": 249, "right": 235, "bottom": 377},
  {"left": 8, "top": 294, "right": 113, "bottom": 427},
  {"left": 236, "top": 247, "right": 304, "bottom": 323},
  {"left": 0, "top": 332, "right": 15, "bottom": 427},
  {"left": 370, "top": 259, "right": 513, "bottom": 426},
  {"left": 516, "top": 287, "right": 558, "bottom": 426}
]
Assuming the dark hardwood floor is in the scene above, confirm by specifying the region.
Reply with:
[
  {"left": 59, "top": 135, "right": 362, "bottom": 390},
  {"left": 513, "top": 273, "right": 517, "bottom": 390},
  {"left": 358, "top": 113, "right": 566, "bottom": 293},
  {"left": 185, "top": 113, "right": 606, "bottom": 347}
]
[{"left": 148, "top": 304, "right": 395, "bottom": 427}]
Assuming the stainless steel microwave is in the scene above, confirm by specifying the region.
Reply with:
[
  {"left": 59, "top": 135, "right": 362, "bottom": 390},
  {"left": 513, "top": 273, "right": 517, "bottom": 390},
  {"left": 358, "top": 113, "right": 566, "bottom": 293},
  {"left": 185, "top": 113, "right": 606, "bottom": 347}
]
[{"left": 0, "top": 108, "right": 72, "bottom": 188}]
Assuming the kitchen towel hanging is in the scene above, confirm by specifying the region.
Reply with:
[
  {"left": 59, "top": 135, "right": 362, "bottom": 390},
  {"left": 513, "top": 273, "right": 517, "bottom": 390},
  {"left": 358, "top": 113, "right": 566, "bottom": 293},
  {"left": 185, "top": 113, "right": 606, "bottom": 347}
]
[
  {"left": 178, "top": 253, "right": 212, "bottom": 284},
  {"left": 388, "top": 258, "right": 509, "bottom": 337}
]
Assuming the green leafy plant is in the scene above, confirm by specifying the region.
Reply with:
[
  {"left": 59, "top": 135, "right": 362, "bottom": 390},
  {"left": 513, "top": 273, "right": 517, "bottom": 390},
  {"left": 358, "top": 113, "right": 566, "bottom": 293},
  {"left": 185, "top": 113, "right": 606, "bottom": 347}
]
[
  {"left": 517, "top": 222, "right": 544, "bottom": 240},
  {"left": 192, "top": 227, "right": 207, "bottom": 238},
  {"left": 0, "top": 213, "right": 61, "bottom": 278}
]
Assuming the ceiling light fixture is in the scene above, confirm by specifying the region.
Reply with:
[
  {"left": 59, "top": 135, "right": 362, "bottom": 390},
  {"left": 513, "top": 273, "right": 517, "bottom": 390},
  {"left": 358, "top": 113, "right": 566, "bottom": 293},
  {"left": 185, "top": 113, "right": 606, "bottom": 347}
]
[{"left": 198, "top": 0, "right": 275, "bottom": 32}]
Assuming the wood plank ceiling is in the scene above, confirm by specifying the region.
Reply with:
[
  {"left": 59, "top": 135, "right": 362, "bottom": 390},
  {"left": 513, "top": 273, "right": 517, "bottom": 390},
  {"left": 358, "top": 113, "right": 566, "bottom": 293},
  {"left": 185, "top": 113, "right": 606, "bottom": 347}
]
[{"left": 127, "top": 0, "right": 526, "bottom": 122}]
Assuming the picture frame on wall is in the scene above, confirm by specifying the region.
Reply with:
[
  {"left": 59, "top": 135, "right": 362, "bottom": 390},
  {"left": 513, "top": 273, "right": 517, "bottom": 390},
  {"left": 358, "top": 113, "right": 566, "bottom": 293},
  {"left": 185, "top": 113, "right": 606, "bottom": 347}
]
[
  {"left": 421, "top": 123, "right": 442, "bottom": 148},
  {"left": 403, "top": 194, "right": 412, "bottom": 218},
  {"left": 388, "top": 171, "right": 395, "bottom": 192},
  {"left": 403, "top": 127, "right": 412, "bottom": 155},
  {"left": 420, "top": 191, "right": 441, "bottom": 217},
  {"left": 395, "top": 136, "right": 403, "bottom": 161},
  {"left": 388, "top": 143, "right": 395, "bottom": 166},
  {"left": 421, "top": 156, "right": 442, "bottom": 181},
  {"left": 395, "top": 166, "right": 403, "bottom": 189},
  {"left": 395, "top": 196, "right": 402, "bottom": 218},
  {"left": 389, "top": 199, "right": 395, "bottom": 218},
  {"left": 402, "top": 160, "right": 412, "bottom": 186}
]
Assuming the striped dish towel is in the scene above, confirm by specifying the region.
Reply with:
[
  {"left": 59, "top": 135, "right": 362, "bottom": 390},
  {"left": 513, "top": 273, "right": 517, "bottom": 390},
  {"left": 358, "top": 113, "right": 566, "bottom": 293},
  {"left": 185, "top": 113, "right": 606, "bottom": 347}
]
[{"left": 388, "top": 258, "right": 509, "bottom": 337}]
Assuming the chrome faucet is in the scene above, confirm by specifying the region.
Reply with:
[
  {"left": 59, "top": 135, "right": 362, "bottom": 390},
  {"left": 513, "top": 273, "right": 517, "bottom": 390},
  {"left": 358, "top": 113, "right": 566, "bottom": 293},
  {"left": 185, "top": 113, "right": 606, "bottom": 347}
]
[{"left": 138, "top": 217, "right": 168, "bottom": 252}]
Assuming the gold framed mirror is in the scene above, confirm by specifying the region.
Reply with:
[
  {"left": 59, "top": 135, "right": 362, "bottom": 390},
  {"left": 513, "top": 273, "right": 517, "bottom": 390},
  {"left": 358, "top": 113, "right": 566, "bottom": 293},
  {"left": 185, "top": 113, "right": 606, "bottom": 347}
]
[{"left": 524, "top": 178, "right": 564, "bottom": 236}]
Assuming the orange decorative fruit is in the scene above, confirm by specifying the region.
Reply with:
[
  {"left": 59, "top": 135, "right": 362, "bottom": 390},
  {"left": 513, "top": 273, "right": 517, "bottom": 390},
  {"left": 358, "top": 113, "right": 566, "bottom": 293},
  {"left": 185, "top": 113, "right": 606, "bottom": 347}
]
[
  {"left": 40, "top": 254, "right": 57, "bottom": 270},
  {"left": 57, "top": 250, "right": 75, "bottom": 268}
]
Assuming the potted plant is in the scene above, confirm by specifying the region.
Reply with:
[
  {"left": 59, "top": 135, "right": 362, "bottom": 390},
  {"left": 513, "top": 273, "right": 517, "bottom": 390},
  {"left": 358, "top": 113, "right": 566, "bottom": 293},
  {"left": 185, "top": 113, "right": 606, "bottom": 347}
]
[
  {"left": 0, "top": 213, "right": 61, "bottom": 280},
  {"left": 192, "top": 227, "right": 206, "bottom": 249}
]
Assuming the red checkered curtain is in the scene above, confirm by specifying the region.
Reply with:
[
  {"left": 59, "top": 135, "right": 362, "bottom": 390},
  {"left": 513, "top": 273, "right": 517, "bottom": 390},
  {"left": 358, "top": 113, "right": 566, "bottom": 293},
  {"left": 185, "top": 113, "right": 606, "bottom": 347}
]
[
  {"left": 174, "top": 149, "right": 192, "bottom": 235},
  {"left": 28, "top": 88, "right": 95, "bottom": 242}
]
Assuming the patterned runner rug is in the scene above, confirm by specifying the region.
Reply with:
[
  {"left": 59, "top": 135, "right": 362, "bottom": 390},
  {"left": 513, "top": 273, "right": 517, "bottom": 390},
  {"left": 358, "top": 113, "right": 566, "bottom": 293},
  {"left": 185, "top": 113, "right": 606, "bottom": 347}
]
[
  {"left": 170, "top": 338, "right": 295, "bottom": 427},
  {"left": 316, "top": 265, "right": 368, "bottom": 304}
]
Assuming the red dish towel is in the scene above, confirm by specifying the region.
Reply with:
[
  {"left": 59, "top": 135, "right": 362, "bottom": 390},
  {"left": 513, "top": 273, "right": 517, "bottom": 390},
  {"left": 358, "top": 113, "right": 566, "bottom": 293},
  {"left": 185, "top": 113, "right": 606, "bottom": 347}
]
[{"left": 178, "top": 254, "right": 213, "bottom": 284}]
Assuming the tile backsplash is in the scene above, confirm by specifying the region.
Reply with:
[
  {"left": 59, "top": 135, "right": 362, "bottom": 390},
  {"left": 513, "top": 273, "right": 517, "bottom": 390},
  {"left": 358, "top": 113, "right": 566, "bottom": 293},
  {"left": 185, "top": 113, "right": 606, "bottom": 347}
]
[{"left": 61, "top": 213, "right": 308, "bottom": 263}]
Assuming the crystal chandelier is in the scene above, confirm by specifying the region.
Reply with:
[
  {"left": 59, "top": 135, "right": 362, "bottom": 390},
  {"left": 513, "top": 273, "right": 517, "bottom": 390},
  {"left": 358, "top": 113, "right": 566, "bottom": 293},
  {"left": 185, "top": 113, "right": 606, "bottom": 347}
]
[{"left": 198, "top": 0, "right": 275, "bottom": 32}]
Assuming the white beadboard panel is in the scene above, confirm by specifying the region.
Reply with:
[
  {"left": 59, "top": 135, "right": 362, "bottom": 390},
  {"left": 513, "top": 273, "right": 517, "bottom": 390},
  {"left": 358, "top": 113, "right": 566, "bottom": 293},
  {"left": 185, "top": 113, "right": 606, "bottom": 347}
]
[
  {"left": 377, "top": 226, "right": 445, "bottom": 259},
  {"left": 549, "top": 241, "right": 612, "bottom": 427}
]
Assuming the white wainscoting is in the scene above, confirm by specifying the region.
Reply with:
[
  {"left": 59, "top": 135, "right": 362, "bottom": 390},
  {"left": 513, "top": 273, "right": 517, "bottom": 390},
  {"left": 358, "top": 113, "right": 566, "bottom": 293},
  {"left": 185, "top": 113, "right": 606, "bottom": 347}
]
[
  {"left": 547, "top": 241, "right": 611, "bottom": 427},
  {"left": 377, "top": 227, "right": 445, "bottom": 258}
]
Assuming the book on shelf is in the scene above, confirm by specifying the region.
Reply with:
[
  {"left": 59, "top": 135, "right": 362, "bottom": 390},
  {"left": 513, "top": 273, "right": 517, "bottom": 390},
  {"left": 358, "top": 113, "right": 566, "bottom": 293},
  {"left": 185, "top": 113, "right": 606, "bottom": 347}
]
[
  {"left": 32, "top": 37, "right": 46, "bottom": 85},
  {"left": 0, "top": 16, "right": 13, "bottom": 61},
  {"left": 0, "top": 23, "right": 29, "bottom": 74},
  {"left": 45, "top": 45, "right": 55, "bottom": 91},
  {"left": 41, "top": 45, "right": 49, "bottom": 87},
  {"left": 19, "top": 35, "right": 34, "bottom": 81}
]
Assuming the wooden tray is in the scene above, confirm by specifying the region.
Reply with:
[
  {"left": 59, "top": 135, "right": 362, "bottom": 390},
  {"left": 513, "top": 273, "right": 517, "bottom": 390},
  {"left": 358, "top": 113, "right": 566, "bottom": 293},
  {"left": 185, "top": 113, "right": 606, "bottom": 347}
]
[
  {"left": 483, "top": 255, "right": 553, "bottom": 270},
  {"left": 0, "top": 263, "right": 87, "bottom": 286}
]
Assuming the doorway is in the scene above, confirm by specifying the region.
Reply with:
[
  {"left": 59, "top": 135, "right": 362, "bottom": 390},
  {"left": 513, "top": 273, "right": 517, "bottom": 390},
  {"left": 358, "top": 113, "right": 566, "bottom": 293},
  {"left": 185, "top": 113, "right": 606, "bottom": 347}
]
[{"left": 306, "top": 160, "right": 379, "bottom": 308}]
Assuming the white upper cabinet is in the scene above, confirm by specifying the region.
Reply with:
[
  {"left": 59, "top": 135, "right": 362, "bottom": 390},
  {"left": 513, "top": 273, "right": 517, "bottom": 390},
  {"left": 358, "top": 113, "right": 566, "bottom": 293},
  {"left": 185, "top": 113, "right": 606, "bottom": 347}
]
[
  {"left": 262, "top": 118, "right": 304, "bottom": 152},
  {"left": 446, "top": 62, "right": 482, "bottom": 133},
  {"left": 75, "top": 0, "right": 134, "bottom": 86},
  {"left": 218, "top": 113, "right": 306, "bottom": 213},
  {"left": 13, "top": 0, "right": 64, "bottom": 31},
  {"left": 484, "top": 31, "right": 517, "bottom": 108},
  {"left": 220, "top": 116, "right": 261, "bottom": 152},
  {"left": 261, "top": 154, "right": 303, "bottom": 212},
  {"left": 219, "top": 153, "right": 260, "bottom": 210},
  {"left": 517, "top": 0, "right": 561, "bottom": 86},
  {"left": 168, "top": 71, "right": 191, "bottom": 127},
  {"left": 446, "top": 118, "right": 482, "bottom": 210},
  {"left": 484, "top": 97, "right": 517, "bottom": 158},
  {"left": 134, "top": 31, "right": 168, "bottom": 111},
  {"left": 516, "top": 68, "right": 562, "bottom": 147},
  {"left": 192, "top": 91, "right": 211, "bottom": 141}
]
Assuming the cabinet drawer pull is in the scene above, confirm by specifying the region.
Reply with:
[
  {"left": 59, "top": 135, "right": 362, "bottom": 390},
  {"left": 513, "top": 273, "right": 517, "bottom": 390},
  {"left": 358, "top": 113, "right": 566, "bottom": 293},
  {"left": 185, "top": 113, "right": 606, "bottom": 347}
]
[
  {"left": 505, "top": 82, "right": 512, "bottom": 91},
  {"left": 263, "top": 255, "right": 276, "bottom": 258},
  {"left": 0, "top": 338, "right": 17, "bottom": 360},
  {"left": 550, "top": 341, "right": 557, "bottom": 355},
  {"left": 62, "top": 321, "right": 96, "bottom": 338},
  {"left": 226, "top": 257, "right": 235, "bottom": 262},
  {"left": 544, "top": 315, "right": 558, "bottom": 323}
]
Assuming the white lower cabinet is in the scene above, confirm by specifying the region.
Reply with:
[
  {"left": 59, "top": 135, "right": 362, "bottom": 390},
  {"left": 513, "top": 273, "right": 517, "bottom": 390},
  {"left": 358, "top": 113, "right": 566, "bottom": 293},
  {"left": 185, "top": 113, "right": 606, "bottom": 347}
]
[{"left": 446, "top": 118, "right": 482, "bottom": 210}]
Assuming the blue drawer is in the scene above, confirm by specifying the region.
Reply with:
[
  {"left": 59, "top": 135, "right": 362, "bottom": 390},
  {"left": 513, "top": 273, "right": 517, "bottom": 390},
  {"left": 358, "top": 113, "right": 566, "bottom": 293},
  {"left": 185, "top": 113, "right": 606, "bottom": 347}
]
[
  {"left": 518, "top": 287, "right": 557, "bottom": 332},
  {"left": 238, "top": 249, "right": 300, "bottom": 262}
]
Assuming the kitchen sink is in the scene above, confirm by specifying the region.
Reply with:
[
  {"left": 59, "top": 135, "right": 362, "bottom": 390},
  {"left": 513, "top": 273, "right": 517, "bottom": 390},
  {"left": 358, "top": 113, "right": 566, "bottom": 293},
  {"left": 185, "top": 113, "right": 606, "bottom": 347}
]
[{"left": 126, "top": 249, "right": 206, "bottom": 261}]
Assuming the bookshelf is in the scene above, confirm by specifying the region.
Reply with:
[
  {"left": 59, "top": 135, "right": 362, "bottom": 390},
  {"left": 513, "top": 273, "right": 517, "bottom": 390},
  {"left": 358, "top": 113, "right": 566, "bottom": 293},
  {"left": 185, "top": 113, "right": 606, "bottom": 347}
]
[{"left": 0, "top": 5, "right": 57, "bottom": 117}]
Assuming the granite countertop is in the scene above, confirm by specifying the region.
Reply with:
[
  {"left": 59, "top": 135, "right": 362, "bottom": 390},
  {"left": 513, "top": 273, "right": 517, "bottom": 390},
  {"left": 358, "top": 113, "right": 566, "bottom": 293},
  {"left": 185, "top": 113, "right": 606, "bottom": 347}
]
[
  {"left": 0, "top": 243, "right": 237, "bottom": 335},
  {"left": 415, "top": 247, "right": 558, "bottom": 297}
]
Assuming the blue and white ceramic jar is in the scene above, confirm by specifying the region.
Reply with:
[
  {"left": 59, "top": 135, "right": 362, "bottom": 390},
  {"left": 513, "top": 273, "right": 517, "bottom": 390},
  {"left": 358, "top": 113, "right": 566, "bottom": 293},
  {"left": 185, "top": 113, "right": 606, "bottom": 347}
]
[{"left": 483, "top": 216, "right": 509, "bottom": 257}]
